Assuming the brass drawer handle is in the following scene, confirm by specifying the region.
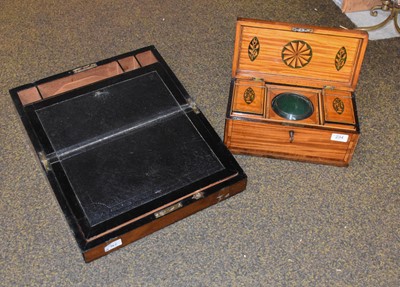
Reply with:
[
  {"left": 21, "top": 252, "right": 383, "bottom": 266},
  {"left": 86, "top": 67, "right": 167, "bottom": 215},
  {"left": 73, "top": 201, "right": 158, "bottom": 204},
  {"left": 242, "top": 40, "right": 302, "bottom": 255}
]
[{"left": 289, "top": 130, "right": 295, "bottom": 143}]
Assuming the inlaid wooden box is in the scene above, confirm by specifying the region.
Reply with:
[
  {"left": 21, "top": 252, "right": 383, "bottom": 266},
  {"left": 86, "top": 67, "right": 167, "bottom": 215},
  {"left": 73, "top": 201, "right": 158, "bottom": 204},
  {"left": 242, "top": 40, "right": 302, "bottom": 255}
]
[
  {"left": 10, "top": 46, "right": 246, "bottom": 262},
  {"left": 224, "top": 18, "right": 368, "bottom": 166}
]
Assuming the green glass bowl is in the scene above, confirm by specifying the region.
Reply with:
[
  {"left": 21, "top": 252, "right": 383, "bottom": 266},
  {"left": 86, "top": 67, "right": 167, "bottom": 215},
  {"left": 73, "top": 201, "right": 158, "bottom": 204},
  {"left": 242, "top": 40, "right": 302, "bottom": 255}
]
[{"left": 271, "top": 92, "right": 314, "bottom": 121}]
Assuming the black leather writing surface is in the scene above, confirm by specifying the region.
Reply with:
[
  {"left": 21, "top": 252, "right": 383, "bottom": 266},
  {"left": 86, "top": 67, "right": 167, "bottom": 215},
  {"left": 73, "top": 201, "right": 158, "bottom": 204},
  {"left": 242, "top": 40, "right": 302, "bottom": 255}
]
[
  {"left": 35, "top": 71, "right": 180, "bottom": 154},
  {"left": 61, "top": 111, "right": 224, "bottom": 226}
]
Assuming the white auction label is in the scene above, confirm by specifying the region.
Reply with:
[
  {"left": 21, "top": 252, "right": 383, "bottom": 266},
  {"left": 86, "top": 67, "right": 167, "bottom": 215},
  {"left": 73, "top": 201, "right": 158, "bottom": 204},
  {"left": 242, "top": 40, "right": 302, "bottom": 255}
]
[
  {"left": 331, "top": 133, "right": 349, "bottom": 142},
  {"left": 104, "top": 238, "right": 122, "bottom": 252}
]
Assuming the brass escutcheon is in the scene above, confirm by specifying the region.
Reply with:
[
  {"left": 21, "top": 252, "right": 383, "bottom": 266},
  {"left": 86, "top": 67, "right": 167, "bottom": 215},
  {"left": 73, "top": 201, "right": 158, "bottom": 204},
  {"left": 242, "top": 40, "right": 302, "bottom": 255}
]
[{"left": 289, "top": 130, "right": 295, "bottom": 143}]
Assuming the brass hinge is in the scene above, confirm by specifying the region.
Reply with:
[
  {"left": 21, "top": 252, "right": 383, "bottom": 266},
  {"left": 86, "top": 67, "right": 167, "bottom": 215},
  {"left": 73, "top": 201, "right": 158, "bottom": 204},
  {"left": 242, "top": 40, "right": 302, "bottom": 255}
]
[
  {"left": 73, "top": 63, "right": 97, "bottom": 74},
  {"left": 187, "top": 98, "right": 200, "bottom": 114},
  {"left": 192, "top": 191, "right": 204, "bottom": 200},
  {"left": 322, "top": 85, "right": 336, "bottom": 96},
  {"left": 251, "top": 77, "right": 265, "bottom": 82},
  {"left": 38, "top": 152, "right": 51, "bottom": 172},
  {"left": 292, "top": 27, "right": 314, "bottom": 33}
]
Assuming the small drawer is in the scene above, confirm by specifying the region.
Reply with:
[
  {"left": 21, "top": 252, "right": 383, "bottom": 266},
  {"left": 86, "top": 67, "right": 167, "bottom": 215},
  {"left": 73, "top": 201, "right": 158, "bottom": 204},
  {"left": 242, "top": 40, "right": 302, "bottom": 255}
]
[{"left": 231, "top": 79, "right": 265, "bottom": 116}]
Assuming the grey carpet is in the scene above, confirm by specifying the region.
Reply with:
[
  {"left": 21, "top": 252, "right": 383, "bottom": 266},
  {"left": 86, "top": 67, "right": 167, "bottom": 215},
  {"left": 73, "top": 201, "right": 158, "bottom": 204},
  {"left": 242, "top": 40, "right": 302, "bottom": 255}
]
[{"left": 1, "top": 0, "right": 399, "bottom": 286}]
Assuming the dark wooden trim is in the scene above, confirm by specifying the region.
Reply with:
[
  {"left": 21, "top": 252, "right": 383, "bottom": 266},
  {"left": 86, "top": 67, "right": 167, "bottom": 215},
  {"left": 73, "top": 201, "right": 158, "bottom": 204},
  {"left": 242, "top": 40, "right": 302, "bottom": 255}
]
[{"left": 83, "top": 178, "right": 247, "bottom": 262}]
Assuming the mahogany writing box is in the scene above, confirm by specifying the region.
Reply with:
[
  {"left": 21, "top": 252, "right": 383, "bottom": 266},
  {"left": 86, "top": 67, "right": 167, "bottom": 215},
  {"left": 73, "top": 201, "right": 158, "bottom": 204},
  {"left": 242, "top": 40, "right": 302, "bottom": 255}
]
[
  {"left": 10, "top": 46, "right": 247, "bottom": 262},
  {"left": 224, "top": 18, "right": 368, "bottom": 166}
]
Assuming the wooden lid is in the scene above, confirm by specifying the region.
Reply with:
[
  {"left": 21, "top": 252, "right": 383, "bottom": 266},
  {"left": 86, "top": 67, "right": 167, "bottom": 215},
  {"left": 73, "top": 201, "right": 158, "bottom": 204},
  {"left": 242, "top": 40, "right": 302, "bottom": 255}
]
[{"left": 232, "top": 18, "right": 368, "bottom": 91}]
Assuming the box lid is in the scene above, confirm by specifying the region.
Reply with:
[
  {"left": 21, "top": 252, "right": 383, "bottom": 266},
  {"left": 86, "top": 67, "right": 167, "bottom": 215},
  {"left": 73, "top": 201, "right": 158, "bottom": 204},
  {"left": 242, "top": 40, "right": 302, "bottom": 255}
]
[{"left": 232, "top": 18, "right": 368, "bottom": 91}]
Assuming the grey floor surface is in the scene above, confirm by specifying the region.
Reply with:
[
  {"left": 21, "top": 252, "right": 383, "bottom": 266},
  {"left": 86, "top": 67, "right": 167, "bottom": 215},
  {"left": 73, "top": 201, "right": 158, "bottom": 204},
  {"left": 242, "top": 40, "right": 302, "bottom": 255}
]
[{"left": 1, "top": 1, "right": 399, "bottom": 286}]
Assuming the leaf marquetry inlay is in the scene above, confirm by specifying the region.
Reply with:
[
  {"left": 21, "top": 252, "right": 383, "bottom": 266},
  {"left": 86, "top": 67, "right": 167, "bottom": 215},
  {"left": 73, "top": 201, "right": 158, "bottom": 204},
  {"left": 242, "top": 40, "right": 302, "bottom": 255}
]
[
  {"left": 333, "top": 97, "right": 345, "bottom": 114},
  {"left": 248, "top": 37, "right": 260, "bottom": 61},
  {"left": 243, "top": 87, "right": 256, "bottom": 104},
  {"left": 335, "top": 46, "right": 347, "bottom": 71}
]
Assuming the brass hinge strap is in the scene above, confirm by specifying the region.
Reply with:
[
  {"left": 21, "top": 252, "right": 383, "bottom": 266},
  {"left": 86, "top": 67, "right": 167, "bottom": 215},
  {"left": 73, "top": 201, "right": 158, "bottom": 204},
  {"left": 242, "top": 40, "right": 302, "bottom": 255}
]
[
  {"left": 291, "top": 27, "right": 314, "bottom": 33},
  {"left": 73, "top": 63, "right": 97, "bottom": 74}
]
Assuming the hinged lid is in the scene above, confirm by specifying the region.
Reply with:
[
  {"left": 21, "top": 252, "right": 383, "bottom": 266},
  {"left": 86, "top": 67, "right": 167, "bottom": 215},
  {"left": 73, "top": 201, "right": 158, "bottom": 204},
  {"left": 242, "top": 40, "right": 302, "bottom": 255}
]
[{"left": 232, "top": 18, "right": 368, "bottom": 91}]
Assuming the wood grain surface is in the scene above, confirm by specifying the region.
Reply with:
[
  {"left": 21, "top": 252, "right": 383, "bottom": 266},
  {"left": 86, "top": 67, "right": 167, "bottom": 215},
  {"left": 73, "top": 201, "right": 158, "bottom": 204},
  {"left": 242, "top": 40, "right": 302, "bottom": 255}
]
[
  {"left": 232, "top": 18, "right": 368, "bottom": 91},
  {"left": 224, "top": 119, "right": 359, "bottom": 166},
  {"left": 83, "top": 178, "right": 247, "bottom": 262},
  {"left": 225, "top": 19, "right": 366, "bottom": 166}
]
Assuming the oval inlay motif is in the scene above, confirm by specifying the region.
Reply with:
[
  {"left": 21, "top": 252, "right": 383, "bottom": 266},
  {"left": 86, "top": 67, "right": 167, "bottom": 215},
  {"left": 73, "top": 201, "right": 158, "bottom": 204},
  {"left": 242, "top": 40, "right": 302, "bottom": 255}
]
[
  {"left": 243, "top": 87, "right": 256, "bottom": 104},
  {"left": 248, "top": 37, "right": 260, "bottom": 61},
  {"left": 333, "top": 97, "right": 345, "bottom": 114},
  {"left": 282, "top": 40, "right": 312, "bottom": 69},
  {"left": 335, "top": 46, "right": 347, "bottom": 71}
]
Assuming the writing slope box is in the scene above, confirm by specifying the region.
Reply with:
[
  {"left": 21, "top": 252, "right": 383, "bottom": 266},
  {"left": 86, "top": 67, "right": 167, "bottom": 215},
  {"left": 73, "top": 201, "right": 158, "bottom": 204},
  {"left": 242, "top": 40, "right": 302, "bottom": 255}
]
[
  {"left": 10, "top": 46, "right": 247, "bottom": 262},
  {"left": 224, "top": 18, "right": 368, "bottom": 166}
]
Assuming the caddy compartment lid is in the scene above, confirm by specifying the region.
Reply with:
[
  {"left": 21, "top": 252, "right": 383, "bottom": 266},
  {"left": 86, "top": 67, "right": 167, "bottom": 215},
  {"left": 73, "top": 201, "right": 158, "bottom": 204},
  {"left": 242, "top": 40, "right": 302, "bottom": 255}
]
[{"left": 232, "top": 18, "right": 368, "bottom": 91}]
